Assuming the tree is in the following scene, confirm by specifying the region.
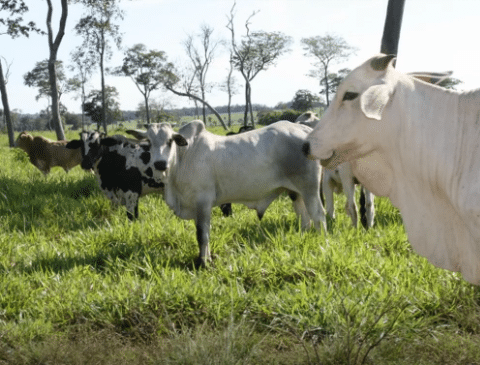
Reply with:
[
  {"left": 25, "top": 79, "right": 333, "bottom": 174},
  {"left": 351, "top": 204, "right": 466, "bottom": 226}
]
[
  {"left": 24, "top": 59, "right": 76, "bottom": 102},
  {"left": 438, "top": 77, "right": 463, "bottom": 90},
  {"left": 227, "top": 2, "right": 292, "bottom": 127},
  {"left": 291, "top": 89, "right": 319, "bottom": 112},
  {"left": 318, "top": 68, "right": 351, "bottom": 100},
  {"left": 113, "top": 43, "right": 170, "bottom": 124},
  {"left": 69, "top": 48, "right": 95, "bottom": 130},
  {"left": 183, "top": 24, "right": 223, "bottom": 124},
  {"left": 301, "top": 33, "right": 356, "bottom": 106},
  {"left": 46, "top": 0, "right": 68, "bottom": 140},
  {"left": 163, "top": 60, "right": 228, "bottom": 129},
  {"left": 75, "top": 0, "right": 123, "bottom": 133},
  {"left": 219, "top": 54, "right": 240, "bottom": 127},
  {"left": 0, "top": 0, "right": 45, "bottom": 146},
  {"left": 83, "top": 86, "right": 121, "bottom": 130}
]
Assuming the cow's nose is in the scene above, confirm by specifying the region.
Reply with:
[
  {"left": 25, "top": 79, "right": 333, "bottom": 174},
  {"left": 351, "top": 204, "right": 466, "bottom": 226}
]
[
  {"left": 154, "top": 160, "right": 167, "bottom": 171},
  {"left": 302, "top": 142, "right": 311, "bottom": 157}
]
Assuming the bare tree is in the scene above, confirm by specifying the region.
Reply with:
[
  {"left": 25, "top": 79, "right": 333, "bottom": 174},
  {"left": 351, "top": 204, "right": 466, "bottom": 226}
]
[
  {"left": 301, "top": 33, "right": 357, "bottom": 106},
  {"left": 0, "top": 0, "right": 45, "bottom": 146},
  {"left": 219, "top": 54, "right": 240, "bottom": 127},
  {"left": 227, "top": 2, "right": 292, "bottom": 127},
  {"left": 183, "top": 24, "right": 223, "bottom": 124}
]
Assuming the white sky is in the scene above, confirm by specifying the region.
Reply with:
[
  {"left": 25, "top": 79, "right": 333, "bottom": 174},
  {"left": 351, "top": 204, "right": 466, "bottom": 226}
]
[{"left": 2, "top": 0, "right": 480, "bottom": 115}]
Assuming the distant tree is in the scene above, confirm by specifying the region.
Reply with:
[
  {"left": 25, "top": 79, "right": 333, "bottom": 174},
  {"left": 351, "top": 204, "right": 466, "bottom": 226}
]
[
  {"left": 163, "top": 61, "right": 228, "bottom": 129},
  {"left": 317, "top": 68, "right": 351, "bottom": 100},
  {"left": 227, "top": 2, "right": 292, "bottom": 127},
  {"left": 83, "top": 86, "right": 121, "bottom": 130},
  {"left": 183, "top": 24, "right": 223, "bottom": 124},
  {"left": 69, "top": 49, "right": 95, "bottom": 130},
  {"left": 302, "top": 34, "right": 356, "bottom": 106},
  {"left": 75, "top": 0, "right": 123, "bottom": 133},
  {"left": 114, "top": 44, "right": 171, "bottom": 124},
  {"left": 24, "top": 59, "right": 76, "bottom": 102},
  {"left": 291, "top": 89, "right": 320, "bottom": 112},
  {"left": 0, "top": 0, "right": 45, "bottom": 146},
  {"left": 438, "top": 77, "right": 463, "bottom": 90},
  {"left": 219, "top": 54, "right": 240, "bottom": 127}
]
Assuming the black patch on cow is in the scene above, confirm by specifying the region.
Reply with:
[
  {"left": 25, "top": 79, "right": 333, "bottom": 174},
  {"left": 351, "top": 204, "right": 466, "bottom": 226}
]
[
  {"left": 141, "top": 144, "right": 150, "bottom": 152},
  {"left": 97, "top": 151, "right": 142, "bottom": 195},
  {"left": 141, "top": 175, "right": 164, "bottom": 189},
  {"left": 145, "top": 167, "right": 153, "bottom": 177},
  {"left": 140, "top": 151, "right": 151, "bottom": 164}
]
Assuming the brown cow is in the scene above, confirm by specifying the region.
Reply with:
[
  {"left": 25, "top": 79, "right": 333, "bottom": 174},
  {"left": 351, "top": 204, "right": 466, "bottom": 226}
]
[{"left": 14, "top": 131, "right": 82, "bottom": 176}]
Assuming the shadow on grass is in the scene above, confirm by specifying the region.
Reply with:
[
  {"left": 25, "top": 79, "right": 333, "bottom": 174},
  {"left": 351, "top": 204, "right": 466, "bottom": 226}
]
[{"left": 9, "top": 239, "right": 199, "bottom": 276}]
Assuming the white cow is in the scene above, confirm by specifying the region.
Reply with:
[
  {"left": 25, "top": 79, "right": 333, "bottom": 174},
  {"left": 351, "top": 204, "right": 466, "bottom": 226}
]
[
  {"left": 129, "top": 120, "right": 326, "bottom": 267},
  {"left": 296, "top": 111, "right": 375, "bottom": 229},
  {"left": 304, "top": 53, "right": 480, "bottom": 285}
]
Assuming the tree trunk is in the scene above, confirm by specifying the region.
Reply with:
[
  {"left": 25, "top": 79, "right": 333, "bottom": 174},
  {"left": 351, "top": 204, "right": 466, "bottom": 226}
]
[
  {"left": 248, "top": 84, "right": 255, "bottom": 127},
  {"left": 0, "top": 62, "right": 14, "bottom": 147},
  {"left": 100, "top": 39, "right": 107, "bottom": 133},
  {"left": 243, "top": 80, "right": 249, "bottom": 127},
  {"left": 144, "top": 93, "right": 150, "bottom": 124},
  {"left": 46, "top": 0, "right": 67, "bottom": 141},
  {"left": 324, "top": 65, "right": 330, "bottom": 107}
]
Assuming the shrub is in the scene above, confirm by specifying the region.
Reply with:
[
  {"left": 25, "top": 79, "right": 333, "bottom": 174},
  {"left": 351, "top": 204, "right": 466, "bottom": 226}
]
[{"left": 257, "top": 109, "right": 305, "bottom": 125}]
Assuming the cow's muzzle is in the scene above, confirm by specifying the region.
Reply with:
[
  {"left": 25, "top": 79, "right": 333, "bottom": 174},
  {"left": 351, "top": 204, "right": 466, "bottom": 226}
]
[{"left": 154, "top": 160, "right": 167, "bottom": 171}]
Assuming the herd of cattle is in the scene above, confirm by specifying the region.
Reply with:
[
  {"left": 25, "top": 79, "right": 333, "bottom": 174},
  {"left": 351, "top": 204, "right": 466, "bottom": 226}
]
[{"left": 12, "top": 53, "right": 480, "bottom": 285}]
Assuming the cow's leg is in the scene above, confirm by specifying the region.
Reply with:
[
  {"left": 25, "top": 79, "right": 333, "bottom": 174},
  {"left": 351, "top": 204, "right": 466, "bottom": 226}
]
[
  {"left": 124, "top": 192, "right": 140, "bottom": 221},
  {"left": 363, "top": 187, "right": 375, "bottom": 228},
  {"left": 296, "top": 189, "right": 327, "bottom": 235},
  {"left": 339, "top": 169, "right": 358, "bottom": 228},
  {"left": 323, "top": 174, "right": 335, "bottom": 220},
  {"left": 290, "top": 193, "right": 311, "bottom": 230},
  {"left": 195, "top": 203, "right": 212, "bottom": 268}
]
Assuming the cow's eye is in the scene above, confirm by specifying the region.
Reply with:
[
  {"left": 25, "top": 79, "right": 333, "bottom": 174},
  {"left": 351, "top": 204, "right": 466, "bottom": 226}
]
[{"left": 342, "top": 91, "right": 359, "bottom": 101}]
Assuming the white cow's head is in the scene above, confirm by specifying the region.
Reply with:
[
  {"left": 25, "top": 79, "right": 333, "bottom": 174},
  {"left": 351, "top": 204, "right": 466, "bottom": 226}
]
[
  {"left": 127, "top": 120, "right": 205, "bottom": 180},
  {"left": 304, "top": 54, "right": 398, "bottom": 169}
]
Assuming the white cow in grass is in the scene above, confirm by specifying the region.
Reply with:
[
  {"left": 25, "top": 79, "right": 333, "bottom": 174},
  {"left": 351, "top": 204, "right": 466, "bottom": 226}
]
[
  {"left": 303, "top": 53, "right": 480, "bottom": 285},
  {"left": 129, "top": 120, "right": 326, "bottom": 268},
  {"left": 296, "top": 111, "right": 375, "bottom": 229}
]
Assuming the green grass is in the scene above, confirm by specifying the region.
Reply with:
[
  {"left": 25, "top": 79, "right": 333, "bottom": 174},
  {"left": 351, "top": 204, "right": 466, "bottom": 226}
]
[{"left": 1, "top": 130, "right": 480, "bottom": 364}]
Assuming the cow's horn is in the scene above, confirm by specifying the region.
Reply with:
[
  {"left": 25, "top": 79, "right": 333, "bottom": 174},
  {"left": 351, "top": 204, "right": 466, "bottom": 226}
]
[{"left": 370, "top": 54, "right": 396, "bottom": 71}]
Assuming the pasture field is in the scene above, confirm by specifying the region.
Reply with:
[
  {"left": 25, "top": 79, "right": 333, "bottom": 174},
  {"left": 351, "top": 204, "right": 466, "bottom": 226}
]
[{"left": 1, "top": 130, "right": 480, "bottom": 364}]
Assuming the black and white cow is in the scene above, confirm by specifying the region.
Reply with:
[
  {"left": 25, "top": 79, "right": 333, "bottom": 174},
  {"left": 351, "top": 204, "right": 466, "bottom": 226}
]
[
  {"left": 66, "top": 131, "right": 164, "bottom": 220},
  {"left": 128, "top": 120, "right": 326, "bottom": 267}
]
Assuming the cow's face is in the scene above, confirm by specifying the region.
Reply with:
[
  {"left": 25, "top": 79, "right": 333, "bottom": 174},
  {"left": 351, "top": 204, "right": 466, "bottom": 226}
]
[
  {"left": 143, "top": 123, "right": 187, "bottom": 180},
  {"left": 305, "top": 54, "right": 397, "bottom": 169},
  {"left": 14, "top": 131, "right": 33, "bottom": 151},
  {"left": 66, "top": 131, "right": 105, "bottom": 170}
]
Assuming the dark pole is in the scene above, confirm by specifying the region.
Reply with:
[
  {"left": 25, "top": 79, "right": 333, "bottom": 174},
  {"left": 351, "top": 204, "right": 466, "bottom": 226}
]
[{"left": 380, "top": 0, "right": 406, "bottom": 56}]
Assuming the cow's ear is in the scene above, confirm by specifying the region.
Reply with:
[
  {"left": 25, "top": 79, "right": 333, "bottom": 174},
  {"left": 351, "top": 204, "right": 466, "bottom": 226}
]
[
  {"left": 173, "top": 134, "right": 188, "bottom": 147},
  {"left": 100, "top": 137, "right": 119, "bottom": 147},
  {"left": 66, "top": 140, "right": 82, "bottom": 149},
  {"left": 360, "top": 84, "right": 393, "bottom": 120},
  {"left": 126, "top": 129, "right": 147, "bottom": 140}
]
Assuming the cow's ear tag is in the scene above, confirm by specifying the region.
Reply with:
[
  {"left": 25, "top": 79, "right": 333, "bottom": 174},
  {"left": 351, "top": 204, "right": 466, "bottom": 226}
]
[
  {"left": 173, "top": 134, "right": 188, "bottom": 147},
  {"left": 360, "top": 84, "right": 393, "bottom": 120}
]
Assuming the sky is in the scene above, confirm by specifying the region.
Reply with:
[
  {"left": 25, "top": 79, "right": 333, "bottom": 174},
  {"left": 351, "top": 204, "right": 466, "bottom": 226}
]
[{"left": 2, "top": 0, "right": 480, "bottom": 115}]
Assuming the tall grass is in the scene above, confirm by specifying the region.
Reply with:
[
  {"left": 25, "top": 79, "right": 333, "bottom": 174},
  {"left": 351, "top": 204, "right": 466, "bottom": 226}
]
[{"left": 1, "top": 131, "right": 479, "bottom": 364}]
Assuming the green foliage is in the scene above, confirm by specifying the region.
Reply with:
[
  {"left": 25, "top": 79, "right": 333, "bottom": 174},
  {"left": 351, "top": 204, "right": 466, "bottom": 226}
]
[
  {"left": 291, "top": 89, "right": 320, "bottom": 112},
  {"left": 1, "top": 129, "right": 480, "bottom": 364},
  {"left": 257, "top": 109, "right": 304, "bottom": 125}
]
